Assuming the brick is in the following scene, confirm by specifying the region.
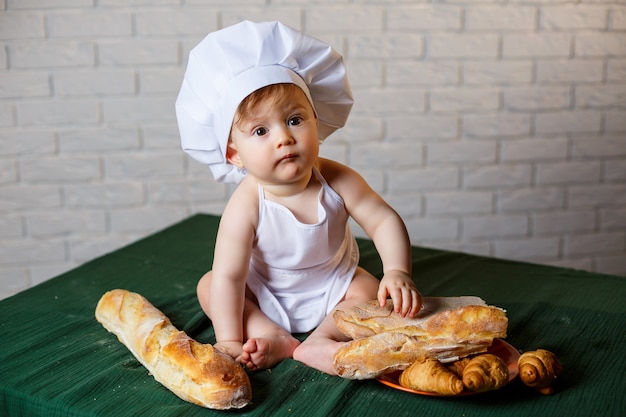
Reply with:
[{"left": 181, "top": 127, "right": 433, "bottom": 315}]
[
  {"left": 576, "top": 33, "right": 626, "bottom": 57},
  {"left": 352, "top": 89, "right": 425, "bottom": 114},
  {"left": 12, "top": 0, "right": 94, "bottom": 8},
  {"left": 600, "top": 208, "right": 626, "bottom": 229},
  {"left": 139, "top": 69, "right": 184, "bottom": 94},
  {"left": 16, "top": 99, "right": 98, "bottom": 125},
  {"left": 430, "top": 88, "right": 500, "bottom": 112},
  {"left": 541, "top": 5, "right": 608, "bottom": 30},
  {"left": 385, "top": 194, "right": 422, "bottom": 219},
  {"left": 307, "top": 6, "right": 383, "bottom": 32},
  {"left": 426, "top": 191, "right": 493, "bottom": 215},
  {"left": 0, "top": 185, "right": 61, "bottom": 210},
  {"left": 0, "top": 72, "right": 49, "bottom": 98},
  {"left": 0, "top": 103, "right": 13, "bottom": 127},
  {"left": 533, "top": 210, "right": 596, "bottom": 234},
  {"left": 536, "top": 59, "right": 604, "bottom": 83},
  {"left": 605, "top": 111, "right": 626, "bottom": 132},
  {"left": 54, "top": 69, "right": 136, "bottom": 96},
  {"left": 572, "top": 136, "right": 626, "bottom": 158},
  {"left": 387, "top": 115, "right": 458, "bottom": 140},
  {"left": 613, "top": 6, "right": 626, "bottom": 30},
  {"left": 27, "top": 210, "right": 107, "bottom": 236},
  {"left": 500, "top": 136, "right": 570, "bottom": 164},
  {"left": 607, "top": 59, "right": 626, "bottom": 81},
  {"left": 504, "top": 86, "right": 571, "bottom": 111},
  {"left": 503, "top": 33, "right": 570, "bottom": 58},
  {"left": 21, "top": 157, "right": 101, "bottom": 183},
  {"left": 429, "top": 34, "right": 499, "bottom": 58},
  {"left": 48, "top": 12, "right": 132, "bottom": 37},
  {"left": 0, "top": 239, "right": 66, "bottom": 264},
  {"left": 70, "top": 234, "right": 137, "bottom": 264},
  {"left": 463, "top": 61, "right": 533, "bottom": 85},
  {"left": 0, "top": 214, "right": 24, "bottom": 238},
  {"left": 463, "top": 214, "right": 528, "bottom": 239},
  {"left": 577, "top": 84, "right": 626, "bottom": 108},
  {"left": 11, "top": 40, "right": 95, "bottom": 68},
  {"left": 493, "top": 237, "right": 560, "bottom": 260},
  {"left": 102, "top": 97, "right": 176, "bottom": 123},
  {"left": 351, "top": 142, "right": 423, "bottom": 168},
  {"left": 466, "top": 6, "right": 537, "bottom": 31},
  {"left": 463, "top": 113, "right": 531, "bottom": 138},
  {"left": 565, "top": 232, "right": 625, "bottom": 256},
  {"left": 536, "top": 161, "right": 601, "bottom": 184},
  {"left": 136, "top": 10, "right": 219, "bottom": 35},
  {"left": 595, "top": 255, "right": 626, "bottom": 276},
  {"left": 0, "top": 13, "right": 44, "bottom": 40},
  {"left": 569, "top": 184, "right": 626, "bottom": 207},
  {"left": 29, "top": 264, "right": 74, "bottom": 286},
  {"left": 387, "top": 6, "right": 462, "bottom": 31},
  {"left": 65, "top": 182, "right": 145, "bottom": 207},
  {"left": 149, "top": 179, "right": 227, "bottom": 204},
  {"left": 464, "top": 164, "right": 532, "bottom": 188},
  {"left": 428, "top": 141, "right": 496, "bottom": 164},
  {"left": 0, "top": 47, "right": 6, "bottom": 69},
  {"left": 387, "top": 62, "right": 459, "bottom": 87},
  {"left": 105, "top": 153, "right": 184, "bottom": 179},
  {"left": 390, "top": 167, "right": 458, "bottom": 192},
  {"left": 222, "top": 10, "right": 300, "bottom": 31},
  {"left": 535, "top": 110, "right": 602, "bottom": 134},
  {"left": 345, "top": 61, "right": 383, "bottom": 88},
  {"left": 98, "top": 40, "right": 178, "bottom": 66},
  {"left": 0, "top": 159, "right": 17, "bottom": 183},
  {"left": 605, "top": 160, "right": 626, "bottom": 181},
  {"left": 350, "top": 34, "right": 424, "bottom": 59},
  {"left": 109, "top": 206, "right": 189, "bottom": 233},
  {"left": 405, "top": 217, "right": 459, "bottom": 241},
  {"left": 498, "top": 188, "right": 565, "bottom": 211},
  {"left": 142, "top": 125, "right": 181, "bottom": 149},
  {"left": 59, "top": 128, "right": 141, "bottom": 152},
  {"left": 332, "top": 117, "right": 384, "bottom": 143},
  {"left": 434, "top": 241, "right": 491, "bottom": 258},
  {"left": 0, "top": 269, "right": 28, "bottom": 300},
  {"left": 0, "top": 130, "right": 55, "bottom": 155}
]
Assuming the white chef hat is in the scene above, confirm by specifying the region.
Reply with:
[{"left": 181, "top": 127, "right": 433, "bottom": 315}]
[{"left": 175, "top": 20, "right": 354, "bottom": 183}]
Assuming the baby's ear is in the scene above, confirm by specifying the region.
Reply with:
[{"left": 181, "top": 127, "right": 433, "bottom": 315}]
[{"left": 226, "top": 141, "right": 244, "bottom": 168}]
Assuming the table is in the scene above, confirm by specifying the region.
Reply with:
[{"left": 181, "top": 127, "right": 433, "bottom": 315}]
[{"left": 1, "top": 214, "right": 624, "bottom": 416}]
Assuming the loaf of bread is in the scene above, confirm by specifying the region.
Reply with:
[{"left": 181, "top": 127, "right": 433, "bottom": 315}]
[
  {"left": 95, "top": 289, "right": 251, "bottom": 409},
  {"left": 333, "top": 296, "right": 508, "bottom": 379}
]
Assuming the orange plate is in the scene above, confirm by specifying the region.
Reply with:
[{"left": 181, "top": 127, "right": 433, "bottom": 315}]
[{"left": 376, "top": 339, "right": 520, "bottom": 397}]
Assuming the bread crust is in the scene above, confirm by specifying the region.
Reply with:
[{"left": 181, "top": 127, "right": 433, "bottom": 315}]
[{"left": 95, "top": 289, "right": 251, "bottom": 409}]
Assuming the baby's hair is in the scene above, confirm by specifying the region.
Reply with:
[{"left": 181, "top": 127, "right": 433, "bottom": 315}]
[{"left": 232, "top": 83, "right": 309, "bottom": 128}]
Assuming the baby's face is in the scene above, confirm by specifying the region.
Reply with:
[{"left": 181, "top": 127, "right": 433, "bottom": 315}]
[{"left": 227, "top": 86, "right": 320, "bottom": 185}]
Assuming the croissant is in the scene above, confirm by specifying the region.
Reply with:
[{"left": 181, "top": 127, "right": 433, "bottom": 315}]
[
  {"left": 447, "top": 357, "right": 471, "bottom": 378},
  {"left": 462, "top": 353, "right": 509, "bottom": 392},
  {"left": 518, "top": 349, "right": 562, "bottom": 395},
  {"left": 399, "top": 357, "right": 464, "bottom": 396}
]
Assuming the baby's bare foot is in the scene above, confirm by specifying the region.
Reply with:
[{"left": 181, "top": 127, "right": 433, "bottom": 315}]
[
  {"left": 241, "top": 333, "right": 300, "bottom": 370},
  {"left": 292, "top": 337, "right": 345, "bottom": 375}
]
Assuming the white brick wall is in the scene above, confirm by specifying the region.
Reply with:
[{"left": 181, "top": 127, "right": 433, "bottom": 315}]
[{"left": 1, "top": 1, "right": 625, "bottom": 300}]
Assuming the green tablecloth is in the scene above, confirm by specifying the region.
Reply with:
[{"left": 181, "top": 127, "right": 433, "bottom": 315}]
[{"left": 1, "top": 214, "right": 624, "bottom": 416}]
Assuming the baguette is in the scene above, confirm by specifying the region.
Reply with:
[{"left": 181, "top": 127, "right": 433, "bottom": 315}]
[{"left": 95, "top": 289, "right": 251, "bottom": 409}]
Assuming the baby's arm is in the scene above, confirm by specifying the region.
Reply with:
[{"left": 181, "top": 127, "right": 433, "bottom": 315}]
[
  {"left": 208, "top": 183, "right": 258, "bottom": 358},
  {"left": 321, "top": 159, "right": 422, "bottom": 317}
]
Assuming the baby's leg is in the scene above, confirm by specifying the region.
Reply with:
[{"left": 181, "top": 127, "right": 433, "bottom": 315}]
[
  {"left": 292, "top": 267, "right": 379, "bottom": 375},
  {"left": 241, "top": 297, "right": 301, "bottom": 370}
]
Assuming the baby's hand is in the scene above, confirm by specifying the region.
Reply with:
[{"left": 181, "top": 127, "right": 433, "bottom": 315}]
[
  {"left": 214, "top": 341, "right": 244, "bottom": 362},
  {"left": 378, "top": 270, "right": 422, "bottom": 318}
]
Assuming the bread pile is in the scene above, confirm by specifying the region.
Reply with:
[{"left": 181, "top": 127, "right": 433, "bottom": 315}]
[
  {"left": 95, "top": 289, "right": 251, "bottom": 409},
  {"left": 332, "top": 296, "right": 509, "bottom": 380}
]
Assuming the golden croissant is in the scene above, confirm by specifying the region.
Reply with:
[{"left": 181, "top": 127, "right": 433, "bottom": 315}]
[
  {"left": 462, "top": 353, "right": 509, "bottom": 392},
  {"left": 399, "top": 357, "right": 464, "bottom": 396},
  {"left": 518, "top": 349, "right": 562, "bottom": 395}
]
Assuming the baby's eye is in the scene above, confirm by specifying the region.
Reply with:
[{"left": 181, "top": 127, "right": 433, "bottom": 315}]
[
  {"left": 254, "top": 127, "right": 268, "bottom": 136},
  {"left": 288, "top": 116, "right": 303, "bottom": 126}
]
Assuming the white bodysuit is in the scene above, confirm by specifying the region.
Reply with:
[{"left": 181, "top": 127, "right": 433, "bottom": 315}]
[{"left": 246, "top": 167, "right": 359, "bottom": 333}]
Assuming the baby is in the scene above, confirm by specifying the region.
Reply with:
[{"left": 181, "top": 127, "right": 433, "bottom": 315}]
[{"left": 176, "top": 21, "right": 422, "bottom": 375}]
